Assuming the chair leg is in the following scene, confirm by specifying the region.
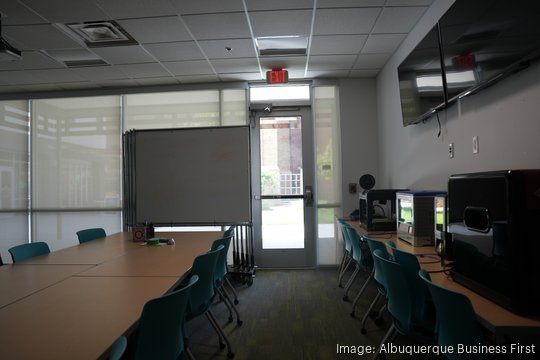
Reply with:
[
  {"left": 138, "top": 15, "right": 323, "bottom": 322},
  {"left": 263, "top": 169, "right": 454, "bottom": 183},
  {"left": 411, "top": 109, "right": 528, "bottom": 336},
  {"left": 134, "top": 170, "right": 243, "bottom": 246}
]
[
  {"left": 372, "top": 323, "right": 395, "bottom": 360},
  {"left": 338, "top": 256, "right": 352, "bottom": 287},
  {"left": 343, "top": 266, "right": 359, "bottom": 301},
  {"left": 337, "top": 251, "right": 347, "bottom": 279},
  {"left": 361, "top": 292, "right": 381, "bottom": 334},
  {"left": 350, "top": 272, "right": 373, "bottom": 317},
  {"left": 218, "top": 286, "right": 243, "bottom": 326},
  {"left": 204, "top": 311, "right": 225, "bottom": 348},
  {"left": 224, "top": 277, "right": 239, "bottom": 304},
  {"left": 206, "top": 310, "right": 235, "bottom": 359},
  {"left": 217, "top": 287, "right": 235, "bottom": 323},
  {"left": 186, "top": 346, "right": 197, "bottom": 360}
]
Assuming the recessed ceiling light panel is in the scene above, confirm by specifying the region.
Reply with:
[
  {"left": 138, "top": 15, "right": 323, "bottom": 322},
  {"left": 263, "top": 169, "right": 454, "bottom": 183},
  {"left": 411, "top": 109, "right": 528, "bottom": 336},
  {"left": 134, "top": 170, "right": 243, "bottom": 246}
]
[{"left": 256, "top": 35, "right": 308, "bottom": 57}]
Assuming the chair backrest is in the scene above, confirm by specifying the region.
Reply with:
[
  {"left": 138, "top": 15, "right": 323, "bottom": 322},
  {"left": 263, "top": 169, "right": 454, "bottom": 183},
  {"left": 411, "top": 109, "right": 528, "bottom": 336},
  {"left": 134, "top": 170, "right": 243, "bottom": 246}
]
[
  {"left": 391, "top": 247, "right": 433, "bottom": 323},
  {"left": 345, "top": 225, "right": 371, "bottom": 269},
  {"left": 372, "top": 249, "right": 414, "bottom": 331},
  {"left": 76, "top": 228, "right": 106, "bottom": 244},
  {"left": 337, "top": 220, "right": 353, "bottom": 255},
  {"left": 109, "top": 336, "right": 127, "bottom": 360},
  {"left": 187, "top": 245, "right": 224, "bottom": 317},
  {"left": 135, "top": 275, "right": 199, "bottom": 360},
  {"left": 9, "top": 242, "right": 50, "bottom": 263},
  {"left": 224, "top": 226, "right": 236, "bottom": 238},
  {"left": 419, "top": 270, "right": 485, "bottom": 359},
  {"left": 364, "top": 236, "right": 390, "bottom": 285},
  {"left": 211, "top": 235, "right": 233, "bottom": 285}
]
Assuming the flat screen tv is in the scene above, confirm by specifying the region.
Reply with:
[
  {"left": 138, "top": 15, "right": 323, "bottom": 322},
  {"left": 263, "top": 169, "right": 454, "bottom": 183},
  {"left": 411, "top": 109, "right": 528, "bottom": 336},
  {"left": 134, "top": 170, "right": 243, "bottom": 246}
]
[
  {"left": 397, "top": 24, "right": 446, "bottom": 126},
  {"left": 439, "top": 0, "right": 540, "bottom": 104},
  {"left": 398, "top": 0, "right": 540, "bottom": 126}
]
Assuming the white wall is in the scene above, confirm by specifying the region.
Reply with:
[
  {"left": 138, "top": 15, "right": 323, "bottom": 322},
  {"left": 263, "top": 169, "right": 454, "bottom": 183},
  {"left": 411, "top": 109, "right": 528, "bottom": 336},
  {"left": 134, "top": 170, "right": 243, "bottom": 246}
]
[
  {"left": 376, "top": 0, "right": 540, "bottom": 190},
  {"left": 339, "top": 78, "right": 378, "bottom": 215}
]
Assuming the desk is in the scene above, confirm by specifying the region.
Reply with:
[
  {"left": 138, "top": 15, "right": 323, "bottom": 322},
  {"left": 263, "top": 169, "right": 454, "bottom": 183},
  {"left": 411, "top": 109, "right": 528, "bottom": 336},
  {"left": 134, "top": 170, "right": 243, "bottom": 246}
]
[
  {"left": 0, "top": 264, "right": 93, "bottom": 309},
  {"left": 0, "top": 231, "right": 221, "bottom": 360},
  {"left": 345, "top": 220, "right": 540, "bottom": 341}
]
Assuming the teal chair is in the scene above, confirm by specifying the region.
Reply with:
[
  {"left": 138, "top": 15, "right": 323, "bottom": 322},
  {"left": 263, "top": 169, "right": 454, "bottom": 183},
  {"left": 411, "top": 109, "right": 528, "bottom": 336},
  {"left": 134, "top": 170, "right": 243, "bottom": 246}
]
[
  {"left": 185, "top": 245, "right": 234, "bottom": 359},
  {"left": 390, "top": 244, "right": 435, "bottom": 331},
  {"left": 419, "top": 270, "right": 485, "bottom": 360},
  {"left": 360, "top": 236, "right": 391, "bottom": 334},
  {"left": 372, "top": 250, "right": 435, "bottom": 359},
  {"left": 108, "top": 336, "right": 127, "bottom": 360},
  {"left": 8, "top": 242, "right": 50, "bottom": 263},
  {"left": 211, "top": 235, "right": 243, "bottom": 325},
  {"left": 337, "top": 219, "right": 354, "bottom": 287},
  {"left": 134, "top": 275, "right": 199, "bottom": 360},
  {"left": 343, "top": 225, "right": 373, "bottom": 316},
  {"left": 76, "top": 227, "right": 106, "bottom": 244}
]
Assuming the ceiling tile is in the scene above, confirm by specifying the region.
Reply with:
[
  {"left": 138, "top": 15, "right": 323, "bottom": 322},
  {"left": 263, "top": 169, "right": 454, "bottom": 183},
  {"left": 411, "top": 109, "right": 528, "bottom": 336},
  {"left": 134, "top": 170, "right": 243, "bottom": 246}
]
[
  {"left": 386, "top": 0, "right": 434, "bottom": 6},
  {"left": 115, "top": 63, "right": 171, "bottom": 78},
  {"left": 219, "top": 73, "right": 263, "bottom": 81},
  {"left": 0, "top": 51, "right": 64, "bottom": 71},
  {"left": 246, "top": 0, "right": 313, "bottom": 11},
  {"left": 308, "top": 55, "right": 357, "bottom": 70},
  {"left": 317, "top": 0, "right": 386, "bottom": 8},
  {"left": 72, "top": 65, "right": 127, "bottom": 80},
  {"left": 249, "top": 10, "right": 313, "bottom": 37},
  {"left": 56, "top": 81, "right": 100, "bottom": 90},
  {"left": 91, "top": 46, "right": 155, "bottom": 65},
  {"left": 134, "top": 77, "right": 181, "bottom": 86},
  {"left": 362, "top": 33, "right": 407, "bottom": 53},
  {"left": 118, "top": 17, "right": 192, "bottom": 44},
  {"left": 0, "top": 85, "right": 25, "bottom": 93},
  {"left": 182, "top": 13, "right": 251, "bottom": 40},
  {"left": 0, "top": 70, "right": 47, "bottom": 85},
  {"left": 94, "top": 79, "right": 140, "bottom": 88},
  {"left": 3, "top": 24, "right": 83, "bottom": 50},
  {"left": 143, "top": 42, "right": 205, "bottom": 62},
  {"left": 176, "top": 74, "right": 220, "bottom": 83},
  {"left": 306, "top": 69, "right": 350, "bottom": 78},
  {"left": 18, "top": 84, "right": 65, "bottom": 92},
  {"left": 161, "top": 60, "right": 215, "bottom": 76},
  {"left": 310, "top": 35, "right": 368, "bottom": 55},
  {"left": 0, "top": 1, "right": 47, "bottom": 25},
  {"left": 349, "top": 69, "right": 380, "bottom": 77},
  {"left": 199, "top": 39, "right": 257, "bottom": 59},
  {"left": 16, "top": 0, "right": 109, "bottom": 23},
  {"left": 372, "top": 7, "right": 427, "bottom": 34},
  {"left": 211, "top": 58, "right": 260, "bottom": 73},
  {"left": 170, "top": 0, "right": 244, "bottom": 15},
  {"left": 314, "top": 8, "right": 382, "bottom": 35},
  {"left": 26, "top": 68, "right": 86, "bottom": 82},
  {"left": 95, "top": 0, "right": 178, "bottom": 19},
  {"left": 353, "top": 53, "right": 391, "bottom": 69}
]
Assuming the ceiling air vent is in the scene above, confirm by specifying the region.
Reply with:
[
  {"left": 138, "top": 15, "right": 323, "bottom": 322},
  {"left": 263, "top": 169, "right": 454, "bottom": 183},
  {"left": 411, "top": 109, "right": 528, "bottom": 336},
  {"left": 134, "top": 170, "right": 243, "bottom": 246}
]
[
  {"left": 41, "top": 49, "right": 108, "bottom": 67},
  {"left": 60, "top": 21, "right": 137, "bottom": 48},
  {"left": 256, "top": 36, "right": 308, "bottom": 57}
]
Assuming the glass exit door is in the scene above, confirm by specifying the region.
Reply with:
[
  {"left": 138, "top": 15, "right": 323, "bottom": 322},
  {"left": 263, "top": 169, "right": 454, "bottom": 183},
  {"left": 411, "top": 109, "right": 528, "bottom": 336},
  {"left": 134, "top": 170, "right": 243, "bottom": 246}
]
[{"left": 251, "top": 107, "right": 315, "bottom": 267}]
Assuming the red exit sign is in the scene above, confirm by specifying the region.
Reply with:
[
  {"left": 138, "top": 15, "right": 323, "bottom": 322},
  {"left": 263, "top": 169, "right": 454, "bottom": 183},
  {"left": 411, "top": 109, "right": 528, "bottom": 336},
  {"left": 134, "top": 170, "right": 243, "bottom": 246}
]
[
  {"left": 266, "top": 69, "right": 289, "bottom": 84},
  {"left": 454, "top": 54, "right": 475, "bottom": 70}
]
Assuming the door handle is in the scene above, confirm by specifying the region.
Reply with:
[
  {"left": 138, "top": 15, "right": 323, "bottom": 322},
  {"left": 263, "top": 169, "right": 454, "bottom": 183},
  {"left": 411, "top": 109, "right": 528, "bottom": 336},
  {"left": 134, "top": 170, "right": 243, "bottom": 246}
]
[{"left": 304, "top": 185, "right": 313, "bottom": 207}]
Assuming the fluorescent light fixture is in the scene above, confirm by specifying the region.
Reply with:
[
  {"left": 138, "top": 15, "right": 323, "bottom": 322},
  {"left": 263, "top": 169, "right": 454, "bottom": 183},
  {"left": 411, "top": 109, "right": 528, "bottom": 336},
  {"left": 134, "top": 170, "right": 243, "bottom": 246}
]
[
  {"left": 416, "top": 75, "right": 443, "bottom": 89},
  {"left": 255, "top": 35, "right": 308, "bottom": 56},
  {"left": 416, "top": 70, "right": 477, "bottom": 90}
]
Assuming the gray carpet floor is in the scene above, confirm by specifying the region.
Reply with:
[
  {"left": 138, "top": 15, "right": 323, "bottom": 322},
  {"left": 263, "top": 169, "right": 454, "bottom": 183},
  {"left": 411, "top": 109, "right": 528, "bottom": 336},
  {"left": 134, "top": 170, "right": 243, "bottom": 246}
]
[{"left": 186, "top": 267, "right": 395, "bottom": 360}]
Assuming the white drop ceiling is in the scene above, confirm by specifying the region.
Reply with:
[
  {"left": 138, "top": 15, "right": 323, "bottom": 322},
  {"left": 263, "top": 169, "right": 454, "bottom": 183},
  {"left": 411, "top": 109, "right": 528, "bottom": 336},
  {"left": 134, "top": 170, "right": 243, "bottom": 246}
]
[{"left": 0, "top": 0, "right": 434, "bottom": 96}]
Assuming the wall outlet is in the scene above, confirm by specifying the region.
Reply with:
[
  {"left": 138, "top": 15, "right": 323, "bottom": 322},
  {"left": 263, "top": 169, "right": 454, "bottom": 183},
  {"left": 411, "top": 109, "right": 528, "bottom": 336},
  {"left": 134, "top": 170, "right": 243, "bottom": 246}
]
[
  {"left": 473, "top": 136, "right": 479, "bottom": 154},
  {"left": 449, "top": 143, "right": 454, "bottom": 158}
]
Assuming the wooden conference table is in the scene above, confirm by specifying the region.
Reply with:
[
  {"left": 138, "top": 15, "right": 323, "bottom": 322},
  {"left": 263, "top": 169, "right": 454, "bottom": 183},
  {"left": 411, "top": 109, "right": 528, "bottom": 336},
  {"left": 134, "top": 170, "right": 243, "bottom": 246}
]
[
  {"left": 346, "top": 220, "right": 540, "bottom": 342},
  {"left": 0, "top": 231, "right": 222, "bottom": 360}
]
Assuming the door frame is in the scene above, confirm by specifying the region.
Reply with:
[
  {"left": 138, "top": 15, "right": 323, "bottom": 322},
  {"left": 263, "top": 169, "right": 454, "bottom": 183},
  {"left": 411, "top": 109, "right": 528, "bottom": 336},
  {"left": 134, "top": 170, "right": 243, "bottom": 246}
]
[{"left": 250, "top": 106, "right": 316, "bottom": 268}]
